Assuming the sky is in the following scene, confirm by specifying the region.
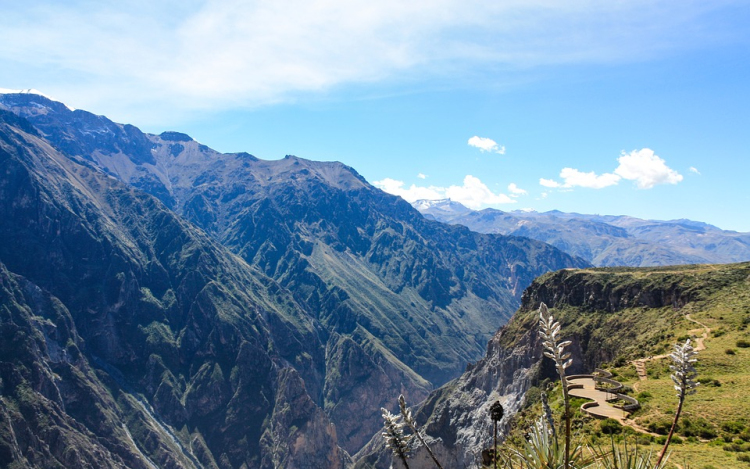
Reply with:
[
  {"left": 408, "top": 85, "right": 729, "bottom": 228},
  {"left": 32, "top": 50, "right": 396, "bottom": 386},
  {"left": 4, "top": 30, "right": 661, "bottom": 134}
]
[{"left": 1, "top": 0, "right": 749, "bottom": 231}]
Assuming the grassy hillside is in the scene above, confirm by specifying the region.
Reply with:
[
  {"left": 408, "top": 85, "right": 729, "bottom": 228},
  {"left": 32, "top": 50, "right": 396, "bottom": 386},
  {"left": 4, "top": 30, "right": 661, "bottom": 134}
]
[{"left": 510, "top": 262, "right": 750, "bottom": 468}]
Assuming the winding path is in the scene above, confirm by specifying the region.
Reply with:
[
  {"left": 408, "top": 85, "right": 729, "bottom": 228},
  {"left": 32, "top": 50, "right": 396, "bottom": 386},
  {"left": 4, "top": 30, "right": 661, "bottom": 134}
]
[
  {"left": 567, "top": 377, "right": 629, "bottom": 420},
  {"left": 632, "top": 313, "right": 711, "bottom": 386}
]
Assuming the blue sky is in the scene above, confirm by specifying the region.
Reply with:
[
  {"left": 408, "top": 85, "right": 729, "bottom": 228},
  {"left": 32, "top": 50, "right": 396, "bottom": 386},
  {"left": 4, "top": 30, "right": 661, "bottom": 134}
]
[{"left": 1, "top": 1, "right": 749, "bottom": 231}]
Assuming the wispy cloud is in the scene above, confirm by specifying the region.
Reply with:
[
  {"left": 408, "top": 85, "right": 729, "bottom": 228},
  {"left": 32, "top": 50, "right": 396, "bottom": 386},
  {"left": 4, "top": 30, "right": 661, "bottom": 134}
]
[
  {"left": 374, "top": 175, "right": 515, "bottom": 208},
  {"left": 417, "top": 173, "right": 428, "bottom": 179},
  {"left": 0, "top": 1, "right": 740, "bottom": 122},
  {"left": 689, "top": 166, "right": 701, "bottom": 175},
  {"left": 468, "top": 136, "right": 505, "bottom": 154},
  {"left": 540, "top": 148, "right": 682, "bottom": 190}
]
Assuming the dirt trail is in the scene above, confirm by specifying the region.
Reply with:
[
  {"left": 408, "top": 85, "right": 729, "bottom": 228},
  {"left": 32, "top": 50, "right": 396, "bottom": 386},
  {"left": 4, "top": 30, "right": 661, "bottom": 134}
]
[{"left": 632, "top": 313, "right": 711, "bottom": 385}]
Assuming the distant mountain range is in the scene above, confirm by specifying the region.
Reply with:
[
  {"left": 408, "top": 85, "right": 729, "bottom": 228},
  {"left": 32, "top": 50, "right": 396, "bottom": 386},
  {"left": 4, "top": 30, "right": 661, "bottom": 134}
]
[
  {"left": 413, "top": 199, "right": 750, "bottom": 267},
  {"left": 0, "top": 91, "right": 586, "bottom": 467}
]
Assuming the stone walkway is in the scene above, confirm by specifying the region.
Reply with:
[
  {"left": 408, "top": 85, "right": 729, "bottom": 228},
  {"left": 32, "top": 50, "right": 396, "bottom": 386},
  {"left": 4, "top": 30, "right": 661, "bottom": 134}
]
[{"left": 567, "top": 377, "right": 629, "bottom": 420}]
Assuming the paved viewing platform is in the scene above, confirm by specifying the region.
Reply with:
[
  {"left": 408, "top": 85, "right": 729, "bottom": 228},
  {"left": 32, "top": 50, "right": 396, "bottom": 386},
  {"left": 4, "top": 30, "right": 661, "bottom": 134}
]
[{"left": 567, "top": 376, "right": 631, "bottom": 420}]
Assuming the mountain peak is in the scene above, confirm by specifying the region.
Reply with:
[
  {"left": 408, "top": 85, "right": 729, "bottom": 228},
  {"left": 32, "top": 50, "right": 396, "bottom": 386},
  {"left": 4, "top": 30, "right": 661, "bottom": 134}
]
[
  {"left": 0, "top": 88, "right": 76, "bottom": 111},
  {"left": 158, "top": 131, "right": 193, "bottom": 142}
]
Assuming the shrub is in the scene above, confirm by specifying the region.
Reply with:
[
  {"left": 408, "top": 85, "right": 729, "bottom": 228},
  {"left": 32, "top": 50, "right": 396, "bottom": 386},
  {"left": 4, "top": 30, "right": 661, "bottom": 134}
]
[
  {"left": 648, "top": 419, "right": 674, "bottom": 435},
  {"left": 737, "top": 339, "right": 750, "bottom": 348},
  {"left": 637, "top": 391, "right": 652, "bottom": 400},
  {"left": 722, "top": 421, "right": 746, "bottom": 434},
  {"left": 600, "top": 418, "right": 622, "bottom": 435},
  {"left": 738, "top": 454, "right": 750, "bottom": 462},
  {"left": 681, "top": 417, "right": 718, "bottom": 439},
  {"left": 636, "top": 436, "right": 652, "bottom": 445},
  {"left": 698, "top": 377, "right": 721, "bottom": 387},
  {"left": 726, "top": 348, "right": 737, "bottom": 355}
]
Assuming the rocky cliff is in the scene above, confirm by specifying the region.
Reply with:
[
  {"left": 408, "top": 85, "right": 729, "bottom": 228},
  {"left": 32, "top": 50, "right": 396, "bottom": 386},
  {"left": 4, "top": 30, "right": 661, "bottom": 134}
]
[
  {"left": 355, "top": 263, "right": 750, "bottom": 468},
  {"left": 0, "top": 109, "right": 347, "bottom": 468}
]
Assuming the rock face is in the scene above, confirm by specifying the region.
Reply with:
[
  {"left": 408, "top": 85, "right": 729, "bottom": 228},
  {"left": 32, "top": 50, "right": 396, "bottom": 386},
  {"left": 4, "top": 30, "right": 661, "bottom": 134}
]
[
  {"left": 356, "top": 263, "right": 750, "bottom": 468},
  {"left": 414, "top": 200, "right": 750, "bottom": 267},
  {"left": 0, "top": 92, "right": 588, "bottom": 466},
  {"left": 0, "top": 109, "right": 342, "bottom": 468}
]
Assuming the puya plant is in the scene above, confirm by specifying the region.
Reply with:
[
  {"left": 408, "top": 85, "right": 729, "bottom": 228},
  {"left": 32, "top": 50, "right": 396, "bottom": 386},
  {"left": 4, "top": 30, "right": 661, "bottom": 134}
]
[
  {"left": 539, "top": 302, "right": 574, "bottom": 469},
  {"left": 654, "top": 339, "right": 699, "bottom": 467},
  {"left": 382, "top": 407, "right": 412, "bottom": 469},
  {"left": 382, "top": 395, "right": 444, "bottom": 469}
]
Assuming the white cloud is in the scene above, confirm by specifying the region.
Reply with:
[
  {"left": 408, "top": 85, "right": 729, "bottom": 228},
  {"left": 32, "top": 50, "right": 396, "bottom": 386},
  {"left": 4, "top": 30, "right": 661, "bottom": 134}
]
[
  {"left": 558, "top": 168, "right": 621, "bottom": 189},
  {"left": 374, "top": 175, "right": 515, "bottom": 208},
  {"left": 417, "top": 173, "right": 428, "bottom": 179},
  {"left": 614, "top": 148, "right": 683, "bottom": 189},
  {"left": 445, "top": 175, "right": 515, "bottom": 208},
  {"left": 539, "top": 178, "right": 561, "bottom": 188},
  {"left": 689, "top": 166, "right": 701, "bottom": 175},
  {"left": 508, "top": 183, "right": 527, "bottom": 196},
  {"left": 540, "top": 148, "right": 682, "bottom": 190},
  {"left": 468, "top": 136, "right": 505, "bottom": 154},
  {"left": 0, "top": 2, "right": 739, "bottom": 122},
  {"left": 372, "top": 178, "right": 444, "bottom": 201}
]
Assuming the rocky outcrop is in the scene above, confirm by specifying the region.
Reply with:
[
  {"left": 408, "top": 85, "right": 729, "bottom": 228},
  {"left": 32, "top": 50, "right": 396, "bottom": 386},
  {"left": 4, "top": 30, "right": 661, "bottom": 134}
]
[{"left": 356, "top": 263, "right": 750, "bottom": 468}]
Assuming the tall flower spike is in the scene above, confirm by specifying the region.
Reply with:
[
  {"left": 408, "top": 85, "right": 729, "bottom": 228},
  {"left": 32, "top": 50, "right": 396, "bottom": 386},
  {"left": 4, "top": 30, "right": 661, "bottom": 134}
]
[
  {"left": 382, "top": 407, "right": 411, "bottom": 468},
  {"left": 398, "top": 395, "right": 444, "bottom": 469},
  {"left": 669, "top": 339, "right": 699, "bottom": 397},
  {"left": 538, "top": 302, "right": 573, "bottom": 469},
  {"left": 539, "top": 302, "right": 573, "bottom": 372},
  {"left": 655, "top": 338, "right": 700, "bottom": 468}
]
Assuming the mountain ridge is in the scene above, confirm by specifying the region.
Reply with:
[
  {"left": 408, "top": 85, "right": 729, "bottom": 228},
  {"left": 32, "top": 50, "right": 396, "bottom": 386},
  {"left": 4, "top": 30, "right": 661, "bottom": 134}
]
[
  {"left": 413, "top": 199, "right": 750, "bottom": 267},
  {"left": 0, "top": 92, "right": 587, "bottom": 463}
]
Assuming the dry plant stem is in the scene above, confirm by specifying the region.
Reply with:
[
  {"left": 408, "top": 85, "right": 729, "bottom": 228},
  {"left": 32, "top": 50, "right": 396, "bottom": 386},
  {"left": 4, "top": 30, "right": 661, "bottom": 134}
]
[
  {"left": 562, "top": 376, "right": 571, "bottom": 469},
  {"left": 655, "top": 339, "right": 699, "bottom": 468},
  {"left": 399, "top": 395, "right": 443, "bottom": 469},
  {"left": 382, "top": 407, "right": 411, "bottom": 469},
  {"left": 538, "top": 302, "right": 573, "bottom": 469},
  {"left": 655, "top": 395, "right": 683, "bottom": 467}
]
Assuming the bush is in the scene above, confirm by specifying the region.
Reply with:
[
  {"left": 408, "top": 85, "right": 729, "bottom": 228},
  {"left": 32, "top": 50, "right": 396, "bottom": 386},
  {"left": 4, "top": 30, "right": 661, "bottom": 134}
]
[
  {"left": 600, "top": 418, "right": 623, "bottom": 435},
  {"left": 648, "top": 418, "right": 674, "bottom": 435},
  {"left": 726, "top": 348, "right": 737, "bottom": 355},
  {"left": 738, "top": 454, "right": 750, "bottom": 462},
  {"left": 671, "top": 436, "right": 684, "bottom": 444},
  {"left": 737, "top": 339, "right": 750, "bottom": 348},
  {"left": 740, "top": 430, "right": 750, "bottom": 442},
  {"left": 635, "top": 436, "right": 652, "bottom": 445},
  {"left": 681, "top": 417, "right": 718, "bottom": 439},
  {"left": 722, "top": 421, "right": 746, "bottom": 434},
  {"left": 698, "top": 377, "right": 721, "bottom": 387}
]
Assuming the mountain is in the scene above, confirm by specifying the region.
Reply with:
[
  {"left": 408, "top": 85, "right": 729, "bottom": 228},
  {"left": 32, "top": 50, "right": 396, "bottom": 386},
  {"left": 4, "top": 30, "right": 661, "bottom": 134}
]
[
  {"left": 413, "top": 200, "right": 750, "bottom": 267},
  {"left": 0, "top": 91, "right": 587, "bottom": 465},
  {"left": 0, "top": 108, "right": 348, "bottom": 468},
  {"left": 356, "top": 261, "right": 750, "bottom": 468}
]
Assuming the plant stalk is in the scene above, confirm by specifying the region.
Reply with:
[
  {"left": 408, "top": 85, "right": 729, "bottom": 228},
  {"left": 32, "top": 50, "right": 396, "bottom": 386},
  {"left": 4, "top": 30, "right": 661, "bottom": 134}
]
[{"left": 655, "top": 388, "right": 684, "bottom": 468}]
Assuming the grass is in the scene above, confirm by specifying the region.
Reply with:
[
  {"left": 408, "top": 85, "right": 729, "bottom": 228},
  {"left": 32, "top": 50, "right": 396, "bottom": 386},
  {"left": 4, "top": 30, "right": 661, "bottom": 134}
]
[{"left": 505, "top": 262, "right": 750, "bottom": 467}]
